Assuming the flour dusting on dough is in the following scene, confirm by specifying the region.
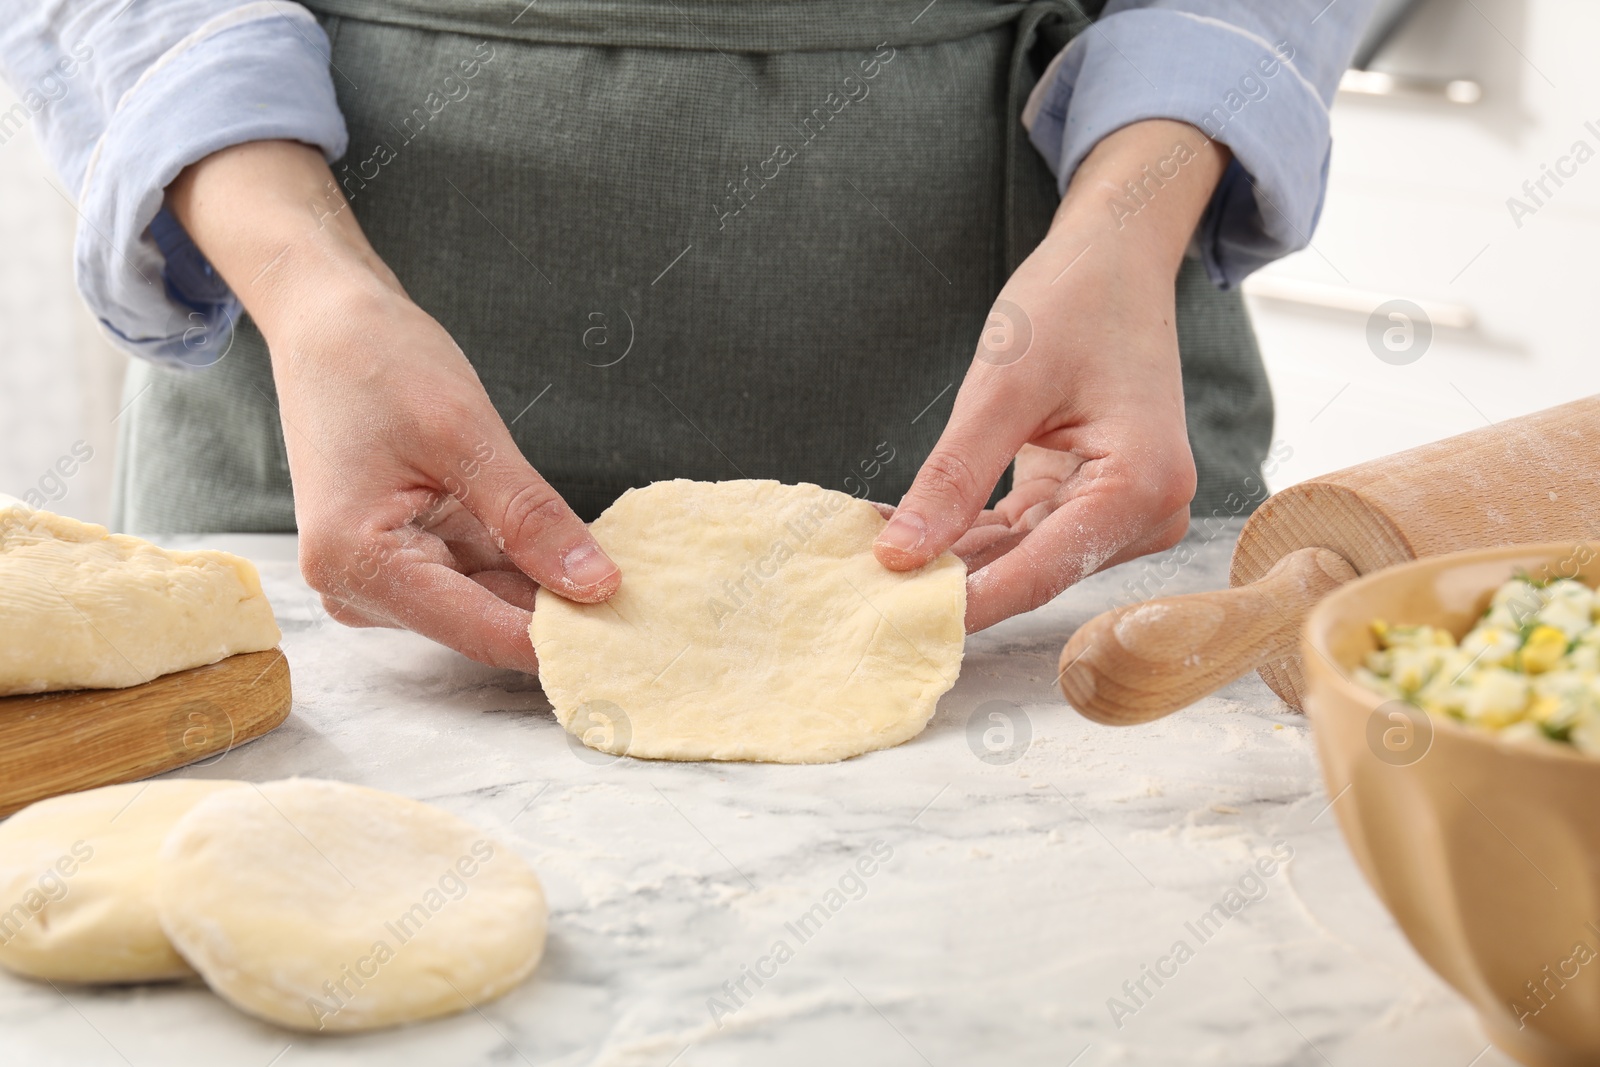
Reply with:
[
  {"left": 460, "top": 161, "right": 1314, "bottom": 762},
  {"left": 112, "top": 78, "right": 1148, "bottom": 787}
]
[{"left": 531, "top": 480, "right": 966, "bottom": 763}]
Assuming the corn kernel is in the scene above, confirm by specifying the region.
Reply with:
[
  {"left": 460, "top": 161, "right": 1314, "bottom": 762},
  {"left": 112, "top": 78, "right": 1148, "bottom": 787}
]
[{"left": 1519, "top": 625, "right": 1569, "bottom": 674}]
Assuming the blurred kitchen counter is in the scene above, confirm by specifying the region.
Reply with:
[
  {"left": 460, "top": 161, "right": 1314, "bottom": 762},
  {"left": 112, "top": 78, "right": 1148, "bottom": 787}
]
[{"left": 0, "top": 524, "right": 1520, "bottom": 1067}]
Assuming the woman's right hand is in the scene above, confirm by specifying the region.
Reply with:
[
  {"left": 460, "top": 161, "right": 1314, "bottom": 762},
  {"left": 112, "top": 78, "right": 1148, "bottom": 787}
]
[{"left": 168, "top": 140, "right": 618, "bottom": 673}]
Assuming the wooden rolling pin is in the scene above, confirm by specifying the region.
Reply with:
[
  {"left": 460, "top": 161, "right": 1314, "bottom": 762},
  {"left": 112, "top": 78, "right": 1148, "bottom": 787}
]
[{"left": 1060, "top": 394, "right": 1600, "bottom": 723}]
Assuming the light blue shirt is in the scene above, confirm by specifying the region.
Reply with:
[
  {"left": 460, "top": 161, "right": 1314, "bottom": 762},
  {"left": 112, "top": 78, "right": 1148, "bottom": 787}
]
[
  {"left": 1024, "top": 0, "right": 1376, "bottom": 288},
  {"left": 0, "top": 0, "right": 347, "bottom": 367},
  {"left": 0, "top": 0, "right": 1372, "bottom": 368}
]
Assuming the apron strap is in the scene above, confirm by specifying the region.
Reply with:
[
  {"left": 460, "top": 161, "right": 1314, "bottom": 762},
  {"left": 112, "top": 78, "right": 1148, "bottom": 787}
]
[{"left": 1003, "top": 1, "right": 1092, "bottom": 276}]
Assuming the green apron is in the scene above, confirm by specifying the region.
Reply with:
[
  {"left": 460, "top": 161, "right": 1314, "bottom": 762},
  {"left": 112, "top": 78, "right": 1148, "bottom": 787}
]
[{"left": 112, "top": 0, "right": 1272, "bottom": 533}]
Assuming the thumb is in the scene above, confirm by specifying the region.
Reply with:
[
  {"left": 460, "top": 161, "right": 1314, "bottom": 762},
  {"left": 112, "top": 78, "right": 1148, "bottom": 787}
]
[
  {"left": 876, "top": 411, "right": 1025, "bottom": 571},
  {"left": 455, "top": 443, "right": 621, "bottom": 603}
]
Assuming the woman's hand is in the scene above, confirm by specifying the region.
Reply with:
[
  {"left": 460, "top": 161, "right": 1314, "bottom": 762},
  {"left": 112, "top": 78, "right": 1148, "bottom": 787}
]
[
  {"left": 169, "top": 141, "right": 618, "bottom": 672},
  {"left": 874, "top": 120, "right": 1230, "bottom": 633}
]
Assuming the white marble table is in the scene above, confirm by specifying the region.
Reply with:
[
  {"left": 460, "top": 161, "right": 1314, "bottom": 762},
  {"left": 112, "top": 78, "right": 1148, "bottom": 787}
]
[{"left": 0, "top": 525, "right": 1516, "bottom": 1067}]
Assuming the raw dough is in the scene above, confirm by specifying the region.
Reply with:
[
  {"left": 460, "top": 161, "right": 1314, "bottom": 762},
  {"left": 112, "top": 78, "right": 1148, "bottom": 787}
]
[
  {"left": 530, "top": 479, "right": 966, "bottom": 763},
  {"left": 156, "top": 779, "right": 547, "bottom": 1032},
  {"left": 0, "top": 502, "right": 280, "bottom": 695},
  {"left": 0, "top": 779, "right": 244, "bottom": 982}
]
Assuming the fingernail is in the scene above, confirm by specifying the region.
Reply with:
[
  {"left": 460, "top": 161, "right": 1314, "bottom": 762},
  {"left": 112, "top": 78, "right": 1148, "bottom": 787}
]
[
  {"left": 876, "top": 513, "right": 926, "bottom": 554},
  {"left": 562, "top": 542, "right": 618, "bottom": 587}
]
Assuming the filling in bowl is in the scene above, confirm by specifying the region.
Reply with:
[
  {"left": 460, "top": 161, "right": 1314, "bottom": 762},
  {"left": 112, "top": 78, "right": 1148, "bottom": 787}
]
[{"left": 1356, "top": 575, "right": 1600, "bottom": 755}]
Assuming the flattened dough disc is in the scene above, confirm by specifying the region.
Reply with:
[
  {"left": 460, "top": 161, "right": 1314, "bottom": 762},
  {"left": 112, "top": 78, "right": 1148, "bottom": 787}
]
[
  {"left": 157, "top": 779, "right": 547, "bottom": 1032},
  {"left": 531, "top": 480, "right": 966, "bottom": 763},
  {"left": 0, "top": 779, "right": 244, "bottom": 982}
]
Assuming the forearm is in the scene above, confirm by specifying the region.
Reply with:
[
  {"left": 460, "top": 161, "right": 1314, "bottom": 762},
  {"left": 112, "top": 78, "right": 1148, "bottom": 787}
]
[
  {"left": 166, "top": 140, "right": 399, "bottom": 348},
  {"left": 1045, "top": 119, "right": 1229, "bottom": 276},
  {"left": 1024, "top": 2, "right": 1374, "bottom": 286},
  {"left": 1, "top": 4, "right": 347, "bottom": 366}
]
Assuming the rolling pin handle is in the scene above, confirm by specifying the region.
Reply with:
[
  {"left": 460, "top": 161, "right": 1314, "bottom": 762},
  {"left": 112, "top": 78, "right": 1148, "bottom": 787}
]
[{"left": 1057, "top": 547, "right": 1358, "bottom": 725}]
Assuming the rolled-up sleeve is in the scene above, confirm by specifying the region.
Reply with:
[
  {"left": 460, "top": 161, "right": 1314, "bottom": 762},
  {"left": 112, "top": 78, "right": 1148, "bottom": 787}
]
[
  {"left": 1023, "top": 0, "right": 1376, "bottom": 288},
  {"left": 0, "top": 0, "right": 347, "bottom": 366}
]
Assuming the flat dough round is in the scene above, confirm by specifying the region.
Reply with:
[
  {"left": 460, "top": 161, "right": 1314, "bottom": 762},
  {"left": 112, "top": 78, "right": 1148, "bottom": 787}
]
[
  {"left": 531, "top": 479, "right": 966, "bottom": 763},
  {"left": 0, "top": 779, "right": 244, "bottom": 982},
  {"left": 156, "top": 779, "right": 546, "bottom": 1032}
]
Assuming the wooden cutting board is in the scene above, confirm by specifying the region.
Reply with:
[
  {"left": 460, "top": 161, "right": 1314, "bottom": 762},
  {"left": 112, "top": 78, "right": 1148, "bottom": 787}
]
[{"left": 0, "top": 650, "right": 291, "bottom": 817}]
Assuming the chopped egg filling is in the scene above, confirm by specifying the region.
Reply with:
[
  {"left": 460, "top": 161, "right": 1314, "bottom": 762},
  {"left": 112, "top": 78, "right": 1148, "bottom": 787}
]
[{"left": 1356, "top": 575, "right": 1600, "bottom": 756}]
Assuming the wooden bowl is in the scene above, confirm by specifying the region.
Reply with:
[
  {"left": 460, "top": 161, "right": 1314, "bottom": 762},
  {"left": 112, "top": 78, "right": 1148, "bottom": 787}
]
[{"left": 1301, "top": 543, "right": 1600, "bottom": 1067}]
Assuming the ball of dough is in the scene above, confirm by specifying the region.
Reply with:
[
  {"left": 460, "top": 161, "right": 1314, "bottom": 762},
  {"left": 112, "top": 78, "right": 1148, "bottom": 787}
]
[
  {"left": 530, "top": 479, "right": 966, "bottom": 763},
  {"left": 0, "top": 503, "right": 280, "bottom": 695},
  {"left": 0, "top": 779, "right": 245, "bottom": 982},
  {"left": 156, "top": 779, "right": 546, "bottom": 1032}
]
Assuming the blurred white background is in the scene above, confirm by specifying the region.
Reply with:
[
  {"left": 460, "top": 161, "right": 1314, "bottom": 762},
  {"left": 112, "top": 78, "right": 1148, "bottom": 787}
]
[
  {"left": 2, "top": 0, "right": 1596, "bottom": 527},
  {"left": 0, "top": 110, "right": 124, "bottom": 524},
  {"left": 1244, "top": 0, "right": 1600, "bottom": 490}
]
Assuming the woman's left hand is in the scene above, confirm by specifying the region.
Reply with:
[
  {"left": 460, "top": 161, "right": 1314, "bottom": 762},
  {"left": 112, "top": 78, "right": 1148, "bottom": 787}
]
[{"left": 873, "top": 119, "right": 1229, "bottom": 633}]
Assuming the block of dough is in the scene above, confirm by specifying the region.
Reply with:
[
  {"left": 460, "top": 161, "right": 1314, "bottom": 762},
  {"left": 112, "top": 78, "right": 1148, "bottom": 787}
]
[
  {"left": 530, "top": 479, "right": 966, "bottom": 763},
  {"left": 0, "top": 779, "right": 245, "bottom": 982},
  {"left": 0, "top": 501, "right": 280, "bottom": 696},
  {"left": 157, "top": 779, "right": 547, "bottom": 1032}
]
